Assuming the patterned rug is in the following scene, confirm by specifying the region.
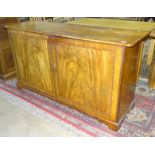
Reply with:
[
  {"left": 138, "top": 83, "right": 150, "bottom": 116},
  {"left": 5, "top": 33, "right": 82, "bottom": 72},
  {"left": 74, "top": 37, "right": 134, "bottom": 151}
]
[{"left": 0, "top": 78, "right": 155, "bottom": 137}]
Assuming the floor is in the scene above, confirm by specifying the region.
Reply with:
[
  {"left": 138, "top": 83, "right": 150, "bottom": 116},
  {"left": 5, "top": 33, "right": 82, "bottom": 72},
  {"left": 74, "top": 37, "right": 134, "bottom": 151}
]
[
  {"left": 0, "top": 77, "right": 155, "bottom": 137},
  {"left": 0, "top": 97, "right": 75, "bottom": 137}
]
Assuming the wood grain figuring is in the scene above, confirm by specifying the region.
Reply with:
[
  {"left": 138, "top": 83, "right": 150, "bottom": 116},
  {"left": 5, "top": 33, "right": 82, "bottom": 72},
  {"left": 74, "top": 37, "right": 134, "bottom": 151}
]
[
  {"left": 0, "top": 17, "right": 19, "bottom": 80},
  {"left": 49, "top": 39, "right": 116, "bottom": 119},
  {"left": 9, "top": 30, "right": 55, "bottom": 95},
  {"left": 68, "top": 18, "right": 155, "bottom": 82},
  {"left": 119, "top": 44, "right": 142, "bottom": 119},
  {"left": 7, "top": 22, "right": 148, "bottom": 131},
  {"left": 110, "top": 46, "right": 124, "bottom": 123}
]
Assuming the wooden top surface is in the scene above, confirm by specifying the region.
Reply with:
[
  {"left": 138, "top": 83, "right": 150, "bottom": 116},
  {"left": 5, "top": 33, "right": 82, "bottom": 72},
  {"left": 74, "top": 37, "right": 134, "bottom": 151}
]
[
  {"left": 150, "top": 31, "right": 155, "bottom": 38},
  {"left": 68, "top": 18, "right": 155, "bottom": 32},
  {"left": 6, "top": 21, "right": 149, "bottom": 47}
]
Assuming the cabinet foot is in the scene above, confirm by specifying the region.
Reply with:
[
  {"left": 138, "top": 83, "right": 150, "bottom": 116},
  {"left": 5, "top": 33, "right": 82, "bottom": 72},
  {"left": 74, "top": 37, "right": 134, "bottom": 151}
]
[
  {"left": 17, "top": 82, "right": 24, "bottom": 89},
  {"left": 108, "top": 124, "right": 119, "bottom": 131}
]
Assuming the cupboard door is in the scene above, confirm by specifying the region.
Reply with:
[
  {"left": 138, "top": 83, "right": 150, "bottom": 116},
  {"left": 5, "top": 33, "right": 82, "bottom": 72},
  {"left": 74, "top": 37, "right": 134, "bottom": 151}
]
[
  {"left": 49, "top": 41, "right": 115, "bottom": 119},
  {"left": 9, "top": 31, "right": 56, "bottom": 95}
]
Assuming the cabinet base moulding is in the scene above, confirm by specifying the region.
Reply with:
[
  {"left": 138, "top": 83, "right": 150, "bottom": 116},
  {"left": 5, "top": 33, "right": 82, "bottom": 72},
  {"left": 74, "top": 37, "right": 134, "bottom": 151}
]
[{"left": 0, "top": 71, "right": 16, "bottom": 80}]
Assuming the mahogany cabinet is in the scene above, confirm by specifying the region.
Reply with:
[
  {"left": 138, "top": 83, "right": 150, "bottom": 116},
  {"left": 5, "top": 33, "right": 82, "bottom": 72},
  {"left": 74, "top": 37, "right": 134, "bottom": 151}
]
[
  {"left": 0, "top": 17, "right": 19, "bottom": 80},
  {"left": 6, "top": 22, "right": 149, "bottom": 131}
]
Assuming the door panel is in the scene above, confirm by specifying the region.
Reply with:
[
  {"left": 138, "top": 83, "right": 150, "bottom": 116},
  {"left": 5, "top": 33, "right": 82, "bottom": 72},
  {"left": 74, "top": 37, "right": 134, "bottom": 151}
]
[
  {"left": 9, "top": 31, "right": 55, "bottom": 95},
  {"left": 49, "top": 41, "right": 115, "bottom": 118}
]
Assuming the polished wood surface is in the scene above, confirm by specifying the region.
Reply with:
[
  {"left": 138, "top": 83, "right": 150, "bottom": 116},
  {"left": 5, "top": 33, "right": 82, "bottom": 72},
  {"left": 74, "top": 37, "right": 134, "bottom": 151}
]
[
  {"left": 149, "top": 63, "right": 155, "bottom": 88},
  {"left": 8, "top": 31, "right": 55, "bottom": 95},
  {"left": 0, "top": 17, "right": 19, "bottom": 79},
  {"left": 68, "top": 18, "right": 155, "bottom": 32},
  {"left": 7, "top": 22, "right": 148, "bottom": 131},
  {"left": 118, "top": 43, "right": 144, "bottom": 119},
  {"left": 48, "top": 38, "right": 117, "bottom": 120},
  {"left": 136, "top": 41, "right": 145, "bottom": 81},
  {"left": 6, "top": 21, "right": 149, "bottom": 47},
  {"left": 148, "top": 31, "right": 155, "bottom": 88},
  {"left": 68, "top": 18, "right": 155, "bottom": 82}
]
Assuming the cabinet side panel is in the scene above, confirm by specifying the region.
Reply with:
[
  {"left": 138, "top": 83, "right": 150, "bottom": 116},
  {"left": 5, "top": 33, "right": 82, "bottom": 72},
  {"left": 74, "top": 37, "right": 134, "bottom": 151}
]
[
  {"left": 119, "top": 43, "right": 141, "bottom": 120},
  {"left": 110, "top": 47, "right": 124, "bottom": 123}
]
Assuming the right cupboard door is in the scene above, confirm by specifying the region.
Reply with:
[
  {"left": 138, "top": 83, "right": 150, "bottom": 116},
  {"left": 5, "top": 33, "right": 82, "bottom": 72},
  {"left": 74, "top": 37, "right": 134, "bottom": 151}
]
[{"left": 49, "top": 39, "right": 115, "bottom": 120}]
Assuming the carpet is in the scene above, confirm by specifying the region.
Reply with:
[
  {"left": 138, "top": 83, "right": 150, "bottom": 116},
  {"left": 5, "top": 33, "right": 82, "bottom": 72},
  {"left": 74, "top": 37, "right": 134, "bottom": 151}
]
[{"left": 0, "top": 78, "right": 155, "bottom": 137}]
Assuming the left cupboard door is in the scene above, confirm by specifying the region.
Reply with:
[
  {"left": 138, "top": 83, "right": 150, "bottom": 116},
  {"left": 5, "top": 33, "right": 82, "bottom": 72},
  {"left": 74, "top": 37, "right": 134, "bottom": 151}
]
[{"left": 8, "top": 31, "right": 56, "bottom": 97}]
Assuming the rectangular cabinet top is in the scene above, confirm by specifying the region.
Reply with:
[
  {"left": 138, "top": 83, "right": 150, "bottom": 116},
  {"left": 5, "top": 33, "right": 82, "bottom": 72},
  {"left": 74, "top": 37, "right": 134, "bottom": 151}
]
[
  {"left": 6, "top": 21, "right": 149, "bottom": 47},
  {"left": 68, "top": 18, "right": 155, "bottom": 32}
]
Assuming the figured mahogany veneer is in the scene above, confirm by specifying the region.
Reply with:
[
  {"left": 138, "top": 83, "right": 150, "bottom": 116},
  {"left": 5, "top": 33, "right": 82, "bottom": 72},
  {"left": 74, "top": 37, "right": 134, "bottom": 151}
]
[{"left": 6, "top": 22, "right": 148, "bottom": 131}]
